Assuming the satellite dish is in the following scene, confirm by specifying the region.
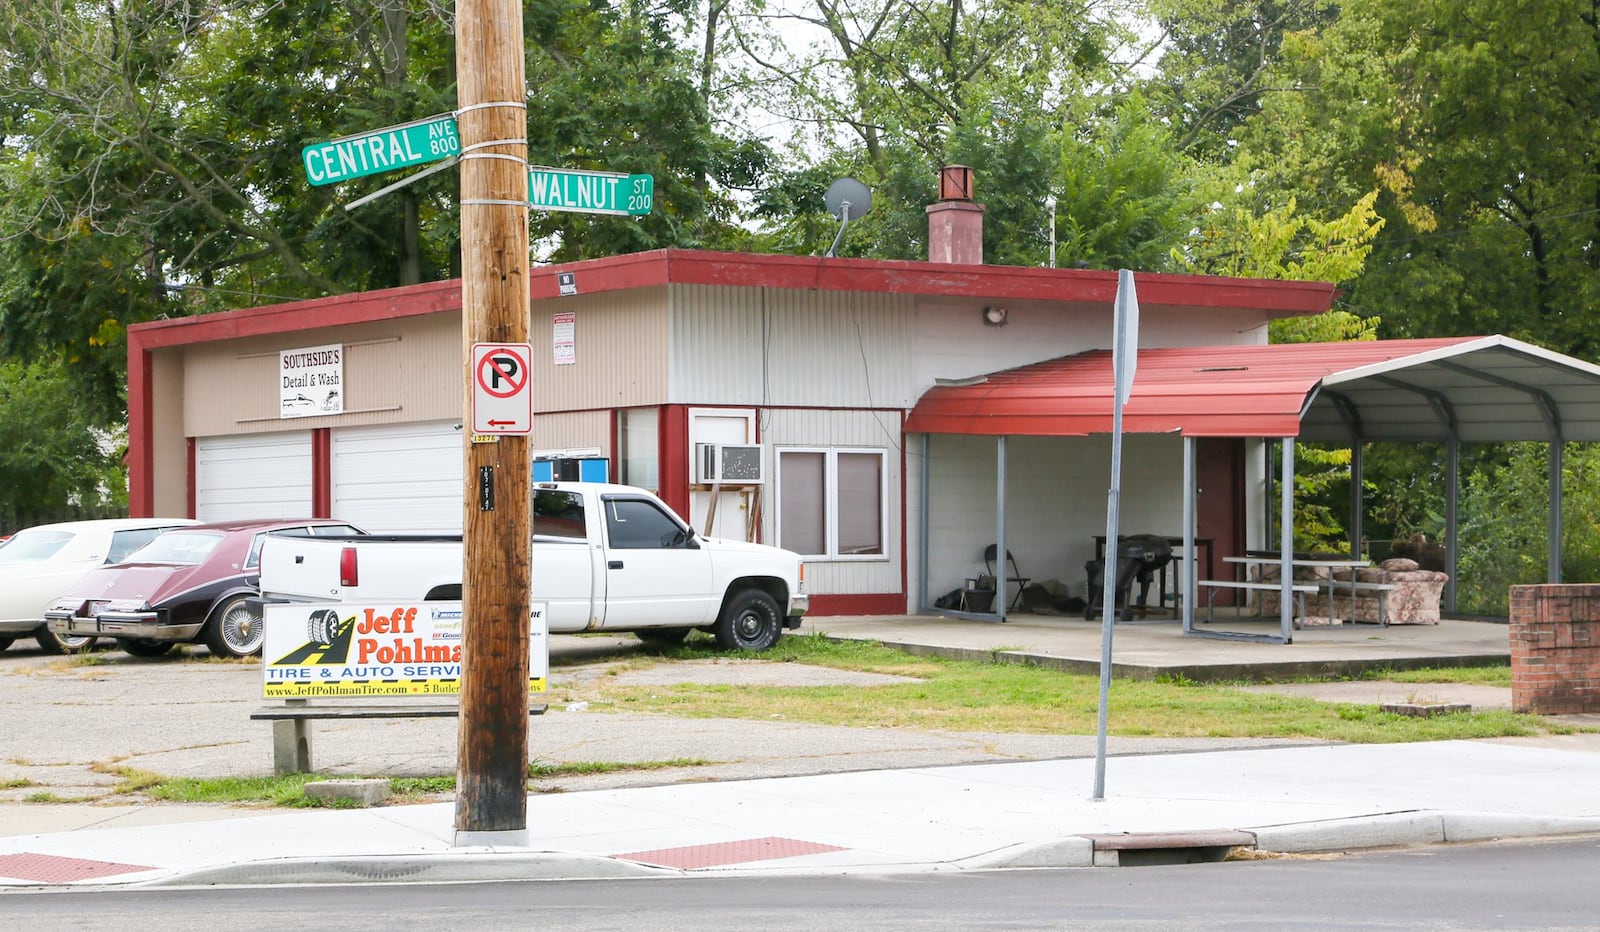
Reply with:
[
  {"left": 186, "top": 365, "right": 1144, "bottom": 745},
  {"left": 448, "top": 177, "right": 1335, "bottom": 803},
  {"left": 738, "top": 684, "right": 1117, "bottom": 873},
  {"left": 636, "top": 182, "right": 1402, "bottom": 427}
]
[
  {"left": 823, "top": 177, "right": 872, "bottom": 257},
  {"left": 825, "top": 177, "right": 872, "bottom": 221}
]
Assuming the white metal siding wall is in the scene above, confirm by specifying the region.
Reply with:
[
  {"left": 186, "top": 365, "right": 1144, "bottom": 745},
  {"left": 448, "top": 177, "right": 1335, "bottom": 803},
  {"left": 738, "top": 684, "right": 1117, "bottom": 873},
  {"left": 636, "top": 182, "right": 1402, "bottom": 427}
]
[
  {"left": 531, "top": 288, "right": 670, "bottom": 411},
  {"left": 670, "top": 285, "right": 917, "bottom": 407},
  {"left": 919, "top": 432, "right": 1185, "bottom": 605},
  {"left": 195, "top": 433, "right": 313, "bottom": 521},
  {"left": 529, "top": 411, "right": 612, "bottom": 458},
  {"left": 763, "top": 408, "right": 903, "bottom": 596},
  {"left": 911, "top": 301, "right": 1266, "bottom": 399},
  {"left": 331, "top": 421, "right": 463, "bottom": 533}
]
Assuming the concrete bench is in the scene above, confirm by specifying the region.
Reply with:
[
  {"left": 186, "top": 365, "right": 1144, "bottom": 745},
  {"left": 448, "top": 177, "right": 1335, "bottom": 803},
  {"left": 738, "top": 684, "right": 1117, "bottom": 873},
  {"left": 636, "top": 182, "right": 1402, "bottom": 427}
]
[
  {"left": 252, "top": 700, "right": 548, "bottom": 775},
  {"left": 1195, "top": 579, "right": 1318, "bottom": 625}
]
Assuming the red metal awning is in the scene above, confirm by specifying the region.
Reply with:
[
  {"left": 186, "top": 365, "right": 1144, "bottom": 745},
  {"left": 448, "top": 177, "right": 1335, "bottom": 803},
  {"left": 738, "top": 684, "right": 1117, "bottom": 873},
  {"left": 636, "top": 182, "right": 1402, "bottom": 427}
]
[{"left": 906, "top": 338, "right": 1497, "bottom": 439}]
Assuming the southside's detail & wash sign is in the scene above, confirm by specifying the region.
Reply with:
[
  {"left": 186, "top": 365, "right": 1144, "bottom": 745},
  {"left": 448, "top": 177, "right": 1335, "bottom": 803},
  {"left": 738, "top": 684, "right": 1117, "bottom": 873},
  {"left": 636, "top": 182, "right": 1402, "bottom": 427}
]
[
  {"left": 262, "top": 602, "right": 549, "bottom": 698},
  {"left": 280, "top": 344, "right": 343, "bottom": 418}
]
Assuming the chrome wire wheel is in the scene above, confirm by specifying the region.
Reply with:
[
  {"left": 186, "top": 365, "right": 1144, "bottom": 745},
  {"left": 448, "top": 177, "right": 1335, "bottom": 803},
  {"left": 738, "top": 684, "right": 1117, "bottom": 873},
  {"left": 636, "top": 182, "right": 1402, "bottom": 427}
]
[{"left": 206, "top": 595, "right": 264, "bottom": 658}]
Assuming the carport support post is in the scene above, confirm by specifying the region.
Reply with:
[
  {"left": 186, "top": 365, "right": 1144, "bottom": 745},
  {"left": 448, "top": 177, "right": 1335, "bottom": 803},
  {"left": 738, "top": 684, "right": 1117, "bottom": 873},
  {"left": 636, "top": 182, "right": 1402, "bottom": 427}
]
[
  {"left": 1446, "top": 437, "right": 1459, "bottom": 612},
  {"left": 918, "top": 433, "right": 931, "bottom": 611},
  {"left": 1279, "top": 438, "right": 1294, "bottom": 641},
  {"left": 1549, "top": 440, "right": 1564, "bottom": 583},
  {"left": 1350, "top": 442, "right": 1363, "bottom": 558},
  {"left": 1181, "top": 436, "right": 1196, "bottom": 633},
  {"left": 996, "top": 436, "right": 1007, "bottom": 621},
  {"left": 454, "top": 0, "right": 533, "bottom": 846}
]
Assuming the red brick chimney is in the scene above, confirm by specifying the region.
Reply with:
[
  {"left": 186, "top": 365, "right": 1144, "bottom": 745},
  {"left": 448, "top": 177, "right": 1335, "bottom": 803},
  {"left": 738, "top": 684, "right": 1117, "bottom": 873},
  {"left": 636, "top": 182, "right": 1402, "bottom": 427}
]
[{"left": 927, "top": 165, "right": 984, "bottom": 265}]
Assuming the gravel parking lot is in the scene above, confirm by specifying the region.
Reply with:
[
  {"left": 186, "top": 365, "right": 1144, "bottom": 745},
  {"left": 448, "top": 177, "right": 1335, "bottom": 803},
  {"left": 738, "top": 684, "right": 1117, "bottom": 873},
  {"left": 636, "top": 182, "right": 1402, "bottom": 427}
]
[{"left": 0, "top": 633, "right": 1316, "bottom": 814}]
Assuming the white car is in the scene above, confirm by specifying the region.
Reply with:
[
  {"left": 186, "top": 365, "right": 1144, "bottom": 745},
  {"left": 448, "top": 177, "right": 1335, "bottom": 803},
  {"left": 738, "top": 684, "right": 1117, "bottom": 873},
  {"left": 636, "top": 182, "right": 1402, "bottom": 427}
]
[{"left": 0, "top": 517, "right": 200, "bottom": 654}]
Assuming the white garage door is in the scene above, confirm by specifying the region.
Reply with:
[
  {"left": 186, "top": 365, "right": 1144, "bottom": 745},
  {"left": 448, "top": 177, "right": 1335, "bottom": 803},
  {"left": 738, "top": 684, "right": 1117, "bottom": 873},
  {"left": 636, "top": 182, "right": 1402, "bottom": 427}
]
[
  {"left": 332, "top": 421, "right": 463, "bottom": 533},
  {"left": 195, "top": 432, "right": 314, "bottom": 521}
]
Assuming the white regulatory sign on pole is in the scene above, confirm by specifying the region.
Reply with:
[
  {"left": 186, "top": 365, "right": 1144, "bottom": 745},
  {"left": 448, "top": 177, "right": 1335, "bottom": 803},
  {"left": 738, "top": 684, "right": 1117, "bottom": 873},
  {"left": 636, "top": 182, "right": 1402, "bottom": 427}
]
[{"left": 471, "top": 343, "right": 533, "bottom": 434}]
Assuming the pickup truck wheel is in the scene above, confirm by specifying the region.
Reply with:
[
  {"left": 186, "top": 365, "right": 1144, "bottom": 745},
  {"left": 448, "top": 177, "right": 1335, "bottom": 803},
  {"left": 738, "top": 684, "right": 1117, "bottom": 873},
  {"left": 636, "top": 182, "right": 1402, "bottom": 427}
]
[
  {"left": 121, "top": 638, "right": 175, "bottom": 658},
  {"left": 637, "top": 627, "right": 690, "bottom": 646},
  {"left": 34, "top": 624, "right": 97, "bottom": 655},
  {"left": 713, "top": 590, "right": 783, "bottom": 652},
  {"left": 205, "top": 595, "right": 265, "bottom": 658},
  {"left": 0, "top": 636, "right": 13, "bottom": 652}
]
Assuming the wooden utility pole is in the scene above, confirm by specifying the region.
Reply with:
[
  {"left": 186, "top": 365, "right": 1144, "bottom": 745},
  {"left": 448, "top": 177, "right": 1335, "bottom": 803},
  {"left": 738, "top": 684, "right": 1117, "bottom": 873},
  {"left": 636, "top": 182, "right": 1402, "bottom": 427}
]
[{"left": 453, "top": 0, "right": 532, "bottom": 844}]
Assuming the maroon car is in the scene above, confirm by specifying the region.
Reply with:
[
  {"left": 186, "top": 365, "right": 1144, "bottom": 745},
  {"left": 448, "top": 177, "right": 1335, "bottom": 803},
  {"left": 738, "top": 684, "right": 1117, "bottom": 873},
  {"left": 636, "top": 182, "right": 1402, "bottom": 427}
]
[{"left": 45, "top": 519, "right": 365, "bottom": 658}]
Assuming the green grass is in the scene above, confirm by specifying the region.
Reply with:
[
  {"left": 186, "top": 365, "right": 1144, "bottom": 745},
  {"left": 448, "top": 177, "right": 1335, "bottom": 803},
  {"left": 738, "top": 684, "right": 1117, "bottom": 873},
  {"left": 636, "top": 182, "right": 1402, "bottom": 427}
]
[
  {"left": 561, "top": 632, "right": 1566, "bottom": 744},
  {"left": 117, "top": 759, "right": 718, "bottom": 807},
  {"left": 527, "top": 758, "right": 710, "bottom": 778},
  {"left": 1355, "top": 665, "right": 1513, "bottom": 687}
]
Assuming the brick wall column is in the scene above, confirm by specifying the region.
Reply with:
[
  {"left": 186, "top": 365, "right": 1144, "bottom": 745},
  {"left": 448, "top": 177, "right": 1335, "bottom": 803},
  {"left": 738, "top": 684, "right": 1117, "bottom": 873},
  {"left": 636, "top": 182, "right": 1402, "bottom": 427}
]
[{"left": 1510, "top": 584, "right": 1600, "bottom": 714}]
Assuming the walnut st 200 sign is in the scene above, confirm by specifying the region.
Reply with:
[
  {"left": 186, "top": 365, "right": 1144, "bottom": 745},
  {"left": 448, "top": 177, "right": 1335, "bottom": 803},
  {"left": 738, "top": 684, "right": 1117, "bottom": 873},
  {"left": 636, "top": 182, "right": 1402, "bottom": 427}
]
[{"left": 471, "top": 342, "right": 533, "bottom": 435}]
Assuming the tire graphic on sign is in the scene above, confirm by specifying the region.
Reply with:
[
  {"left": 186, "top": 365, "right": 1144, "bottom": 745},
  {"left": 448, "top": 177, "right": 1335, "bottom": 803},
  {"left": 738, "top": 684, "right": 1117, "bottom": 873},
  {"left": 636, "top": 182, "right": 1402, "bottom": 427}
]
[{"left": 271, "top": 609, "right": 356, "bottom": 664}]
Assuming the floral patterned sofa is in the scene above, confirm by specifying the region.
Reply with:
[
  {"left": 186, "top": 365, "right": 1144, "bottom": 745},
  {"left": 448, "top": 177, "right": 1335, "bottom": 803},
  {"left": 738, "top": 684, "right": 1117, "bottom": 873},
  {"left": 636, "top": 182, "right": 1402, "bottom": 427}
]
[
  {"left": 1328, "top": 557, "right": 1449, "bottom": 625},
  {"left": 1254, "top": 557, "right": 1448, "bottom": 625}
]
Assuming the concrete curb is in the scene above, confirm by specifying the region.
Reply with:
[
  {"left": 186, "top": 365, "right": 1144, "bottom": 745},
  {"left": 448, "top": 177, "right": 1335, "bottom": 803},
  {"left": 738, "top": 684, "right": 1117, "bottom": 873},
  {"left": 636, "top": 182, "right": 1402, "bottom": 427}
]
[
  {"left": 955, "top": 836, "right": 1097, "bottom": 869},
  {"left": 15, "top": 811, "right": 1600, "bottom": 889},
  {"left": 954, "top": 812, "right": 1600, "bottom": 873},
  {"left": 136, "top": 852, "right": 676, "bottom": 888},
  {"left": 1251, "top": 810, "right": 1600, "bottom": 854}
]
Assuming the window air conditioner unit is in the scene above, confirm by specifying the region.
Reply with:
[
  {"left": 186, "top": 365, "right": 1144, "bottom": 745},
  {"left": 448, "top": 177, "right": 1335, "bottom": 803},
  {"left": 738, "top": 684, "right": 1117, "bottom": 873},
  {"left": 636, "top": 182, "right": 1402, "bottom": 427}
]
[{"left": 695, "top": 443, "right": 764, "bottom": 484}]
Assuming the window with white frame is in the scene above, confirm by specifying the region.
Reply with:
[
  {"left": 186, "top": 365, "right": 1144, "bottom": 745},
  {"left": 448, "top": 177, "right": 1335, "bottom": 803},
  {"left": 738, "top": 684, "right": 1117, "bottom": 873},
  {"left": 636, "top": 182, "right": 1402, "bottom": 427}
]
[{"left": 777, "top": 448, "right": 886, "bottom": 558}]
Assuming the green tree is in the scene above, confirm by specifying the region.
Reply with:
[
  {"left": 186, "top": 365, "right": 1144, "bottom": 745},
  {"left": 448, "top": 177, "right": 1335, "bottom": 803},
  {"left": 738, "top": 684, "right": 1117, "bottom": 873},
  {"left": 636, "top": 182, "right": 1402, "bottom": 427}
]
[
  {"left": 0, "top": 0, "right": 760, "bottom": 418},
  {"left": 1455, "top": 443, "right": 1600, "bottom": 615},
  {"left": 733, "top": 0, "right": 1129, "bottom": 261},
  {"left": 1050, "top": 94, "right": 1198, "bottom": 271},
  {"left": 1217, "top": 0, "right": 1600, "bottom": 356},
  {"left": 1143, "top": 0, "right": 1340, "bottom": 159},
  {"left": 0, "top": 360, "right": 123, "bottom": 532}
]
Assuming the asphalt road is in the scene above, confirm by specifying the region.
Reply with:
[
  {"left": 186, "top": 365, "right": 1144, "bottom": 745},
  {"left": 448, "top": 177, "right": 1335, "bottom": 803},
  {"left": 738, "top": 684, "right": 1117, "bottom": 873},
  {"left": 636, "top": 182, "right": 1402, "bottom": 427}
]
[{"left": 5, "top": 837, "right": 1600, "bottom": 930}]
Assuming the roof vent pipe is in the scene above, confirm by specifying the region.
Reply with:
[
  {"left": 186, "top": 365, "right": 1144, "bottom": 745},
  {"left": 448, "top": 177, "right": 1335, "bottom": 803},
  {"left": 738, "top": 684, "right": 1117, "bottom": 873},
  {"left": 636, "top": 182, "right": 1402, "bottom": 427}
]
[{"left": 928, "top": 165, "right": 985, "bottom": 265}]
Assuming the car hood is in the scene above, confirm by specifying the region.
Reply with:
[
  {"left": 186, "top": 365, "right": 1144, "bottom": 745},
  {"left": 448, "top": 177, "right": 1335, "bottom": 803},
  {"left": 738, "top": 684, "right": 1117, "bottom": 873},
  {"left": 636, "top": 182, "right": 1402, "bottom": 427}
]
[{"left": 64, "top": 563, "right": 200, "bottom": 606}]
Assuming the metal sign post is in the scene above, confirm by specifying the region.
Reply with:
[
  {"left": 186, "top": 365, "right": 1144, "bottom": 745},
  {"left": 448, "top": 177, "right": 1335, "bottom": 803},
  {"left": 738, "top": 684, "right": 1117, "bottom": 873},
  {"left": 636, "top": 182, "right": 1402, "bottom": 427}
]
[{"left": 1093, "top": 269, "right": 1139, "bottom": 802}]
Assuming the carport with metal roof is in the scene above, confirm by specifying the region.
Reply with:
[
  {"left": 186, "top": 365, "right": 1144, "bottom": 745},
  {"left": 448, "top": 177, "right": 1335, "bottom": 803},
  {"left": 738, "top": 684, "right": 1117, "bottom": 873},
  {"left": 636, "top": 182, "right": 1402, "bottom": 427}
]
[{"left": 907, "top": 335, "right": 1600, "bottom": 642}]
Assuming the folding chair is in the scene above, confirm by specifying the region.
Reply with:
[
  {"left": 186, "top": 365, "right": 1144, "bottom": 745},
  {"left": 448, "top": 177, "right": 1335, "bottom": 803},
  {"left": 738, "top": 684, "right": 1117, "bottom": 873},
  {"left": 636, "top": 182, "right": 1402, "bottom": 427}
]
[{"left": 983, "top": 544, "right": 1032, "bottom": 611}]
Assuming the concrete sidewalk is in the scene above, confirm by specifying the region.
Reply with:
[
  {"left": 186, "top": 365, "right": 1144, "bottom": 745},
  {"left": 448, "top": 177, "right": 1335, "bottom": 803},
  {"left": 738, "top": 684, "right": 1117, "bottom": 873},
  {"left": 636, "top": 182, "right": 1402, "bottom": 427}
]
[
  {"left": 3, "top": 615, "right": 1597, "bottom": 890},
  {"left": 3, "top": 740, "right": 1600, "bottom": 888}
]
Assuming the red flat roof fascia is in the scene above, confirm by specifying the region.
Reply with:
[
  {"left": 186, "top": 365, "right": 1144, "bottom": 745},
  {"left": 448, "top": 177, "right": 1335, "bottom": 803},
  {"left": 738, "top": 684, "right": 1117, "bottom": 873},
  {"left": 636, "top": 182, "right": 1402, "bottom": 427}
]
[
  {"left": 125, "top": 250, "right": 1338, "bottom": 353},
  {"left": 528, "top": 249, "right": 1339, "bottom": 314},
  {"left": 128, "top": 278, "right": 462, "bottom": 350}
]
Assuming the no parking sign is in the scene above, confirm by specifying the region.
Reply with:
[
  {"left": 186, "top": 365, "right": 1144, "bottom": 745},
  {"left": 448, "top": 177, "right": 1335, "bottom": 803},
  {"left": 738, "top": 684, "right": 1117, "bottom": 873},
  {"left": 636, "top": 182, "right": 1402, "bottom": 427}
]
[{"left": 471, "top": 342, "right": 532, "bottom": 434}]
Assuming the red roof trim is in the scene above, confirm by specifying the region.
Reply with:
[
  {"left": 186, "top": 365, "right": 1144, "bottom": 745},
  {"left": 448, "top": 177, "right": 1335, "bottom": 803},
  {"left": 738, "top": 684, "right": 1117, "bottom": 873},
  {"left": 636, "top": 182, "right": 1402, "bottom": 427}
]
[
  {"left": 127, "top": 250, "right": 1338, "bottom": 349},
  {"left": 128, "top": 279, "right": 462, "bottom": 349},
  {"left": 905, "top": 338, "right": 1479, "bottom": 439},
  {"left": 526, "top": 249, "right": 1339, "bottom": 312}
]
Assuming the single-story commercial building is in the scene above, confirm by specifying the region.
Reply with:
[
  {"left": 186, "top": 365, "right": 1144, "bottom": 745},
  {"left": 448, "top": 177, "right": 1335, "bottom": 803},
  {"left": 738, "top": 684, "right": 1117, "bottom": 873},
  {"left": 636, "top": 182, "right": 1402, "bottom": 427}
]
[{"left": 127, "top": 179, "right": 1600, "bottom": 624}]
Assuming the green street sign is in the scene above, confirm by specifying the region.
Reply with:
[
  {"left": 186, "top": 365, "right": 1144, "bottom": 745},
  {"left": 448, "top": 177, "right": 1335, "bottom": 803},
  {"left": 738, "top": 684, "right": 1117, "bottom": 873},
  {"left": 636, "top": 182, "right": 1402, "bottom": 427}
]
[
  {"left": 302, "top": 114, "right": 460, "bottom": 187},
  {"left": 528, "top": 167, "right": 653, "bottom": 216}
]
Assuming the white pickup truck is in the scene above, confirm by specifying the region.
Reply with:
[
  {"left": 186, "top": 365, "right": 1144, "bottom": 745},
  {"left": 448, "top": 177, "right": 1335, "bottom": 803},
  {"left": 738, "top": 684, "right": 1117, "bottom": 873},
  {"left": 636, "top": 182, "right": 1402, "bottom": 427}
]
[{"left": 255, "top": 481, "right": 807, "bottom": 651}]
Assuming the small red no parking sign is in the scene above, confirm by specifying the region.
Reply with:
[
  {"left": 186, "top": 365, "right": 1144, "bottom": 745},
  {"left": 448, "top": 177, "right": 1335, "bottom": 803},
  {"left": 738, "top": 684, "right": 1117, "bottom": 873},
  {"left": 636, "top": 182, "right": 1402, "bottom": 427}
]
[{"left": 471, "top": 343, "right": 532, "bottom": 434}]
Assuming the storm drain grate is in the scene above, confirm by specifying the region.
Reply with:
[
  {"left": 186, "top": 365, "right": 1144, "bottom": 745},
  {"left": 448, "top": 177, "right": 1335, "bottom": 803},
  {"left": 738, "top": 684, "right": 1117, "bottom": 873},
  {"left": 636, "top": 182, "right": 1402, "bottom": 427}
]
[
  {"left": 0, "top": 852, "right": 158, "bottom": 883},
  {"left": 615, "top": 836, "right": 848, "bottom": 869}
]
